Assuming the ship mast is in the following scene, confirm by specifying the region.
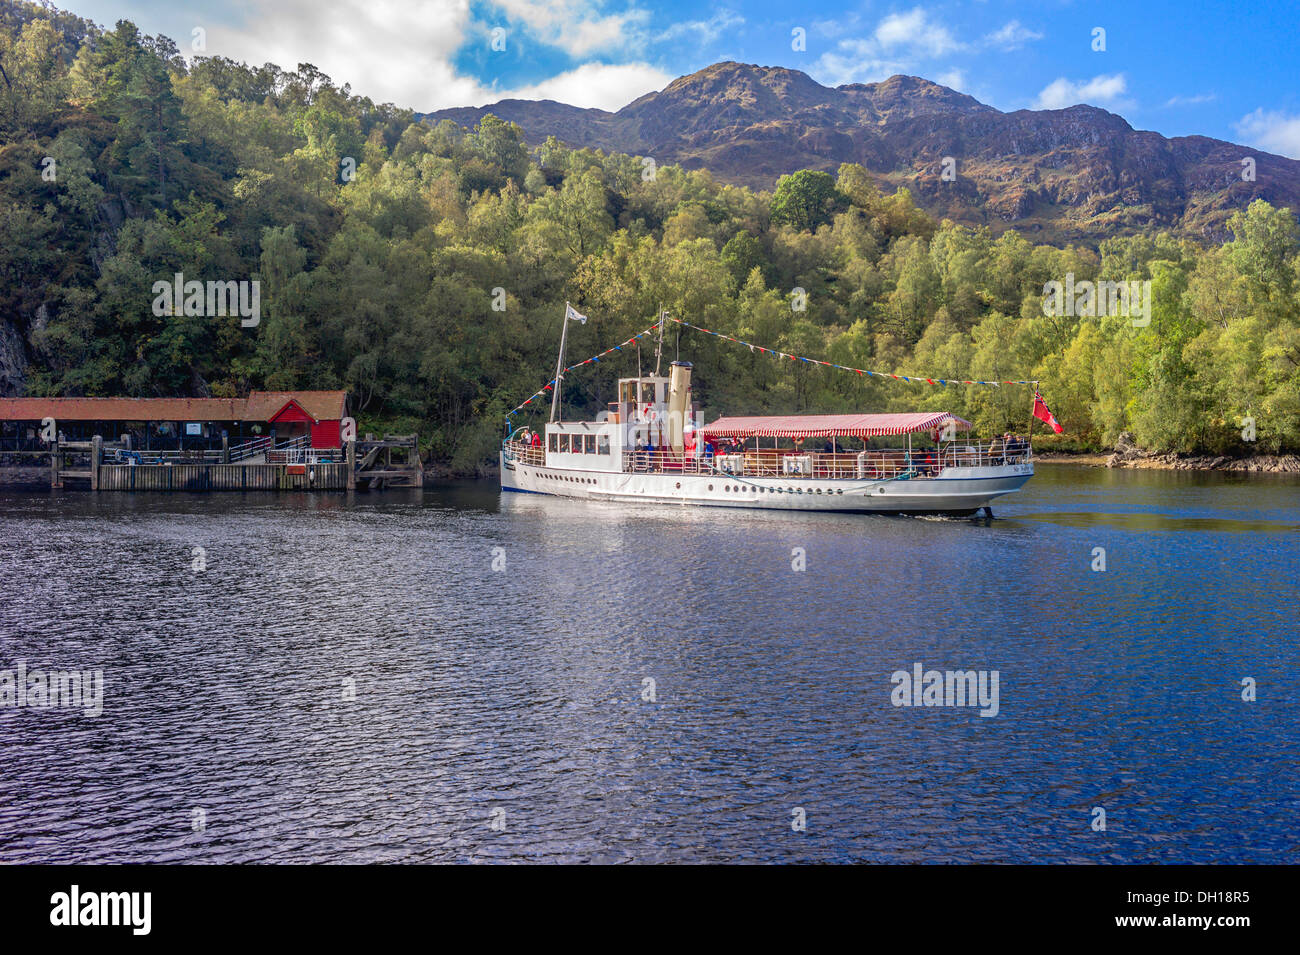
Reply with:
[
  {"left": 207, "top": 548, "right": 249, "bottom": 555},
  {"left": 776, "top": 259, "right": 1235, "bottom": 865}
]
[
  {"left": 653, "top": 308, "right": 666, "bottom": 376},
  {"left": 550, "top": 302, "right": 572, "bottom": 423}
]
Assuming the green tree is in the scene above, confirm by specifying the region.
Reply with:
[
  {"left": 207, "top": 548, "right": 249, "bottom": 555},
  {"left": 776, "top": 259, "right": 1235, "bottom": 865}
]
[{"left": 770, "top": 169, "right": 844, "bottom": 232}]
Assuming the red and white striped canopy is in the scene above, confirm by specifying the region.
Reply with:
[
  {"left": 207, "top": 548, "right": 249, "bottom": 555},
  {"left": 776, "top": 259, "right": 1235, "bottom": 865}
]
[{"left": 698, "top": 412, "right": 972, "bottom": 439}]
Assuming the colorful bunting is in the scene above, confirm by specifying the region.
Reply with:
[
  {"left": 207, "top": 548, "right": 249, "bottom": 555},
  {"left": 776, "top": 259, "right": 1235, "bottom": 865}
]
[
  {"left": 664, "top": 317, "right": 1035, "bottom": 387},
  {"left": 507, "top": 314, "right": 1039, "bottom": 427}
]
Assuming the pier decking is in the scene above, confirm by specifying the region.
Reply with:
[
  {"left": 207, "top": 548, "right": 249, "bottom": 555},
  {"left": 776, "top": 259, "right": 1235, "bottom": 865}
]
[{"left": 23, "top": 434, "right": 421, "bottom": 492}]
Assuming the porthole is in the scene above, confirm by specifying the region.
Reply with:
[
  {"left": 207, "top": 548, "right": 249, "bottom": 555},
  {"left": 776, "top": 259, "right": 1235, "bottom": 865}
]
[
  {"left": 708, "top": 484, "right": 713, "bottom": 491},
  {"left": 675, "top": 482, "right": 681, "bottom": 489},
  {"left": 724, "top": 485, "right": 730, "bottom": 492}
]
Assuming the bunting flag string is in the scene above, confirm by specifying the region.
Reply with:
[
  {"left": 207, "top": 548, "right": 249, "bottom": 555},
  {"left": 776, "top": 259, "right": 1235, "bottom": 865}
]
[
  {"left": 507, "top": 313, "right": 1040, "bottom": 428},
  {"left": 505, "top": 320, "right": 664, "bottom": 423},
  {"left": 664, "top": 317, "right": 1037, "bottom": 387}
]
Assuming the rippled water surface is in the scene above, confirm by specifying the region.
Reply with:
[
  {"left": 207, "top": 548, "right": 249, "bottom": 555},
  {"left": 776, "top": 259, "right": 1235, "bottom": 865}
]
[{"left": 1, "top": 464, "right": 1297, "bottom": 863}]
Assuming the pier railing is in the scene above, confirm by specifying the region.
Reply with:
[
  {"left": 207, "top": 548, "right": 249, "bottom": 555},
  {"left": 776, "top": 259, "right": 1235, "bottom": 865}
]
[{"left": 229, "top": 436, "right": 273, "bottom": 463}]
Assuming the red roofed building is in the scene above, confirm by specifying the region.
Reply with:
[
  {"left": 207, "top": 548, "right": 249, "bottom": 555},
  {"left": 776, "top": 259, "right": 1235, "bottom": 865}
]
[{"left": 0, "top": 391, "right": 349, "bottom": 451}]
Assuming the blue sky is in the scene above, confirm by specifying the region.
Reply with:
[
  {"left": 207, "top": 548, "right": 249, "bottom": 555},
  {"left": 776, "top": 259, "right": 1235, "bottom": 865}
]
[{"left": 61, "top": 0, "right": 1300, "bottom": 157}]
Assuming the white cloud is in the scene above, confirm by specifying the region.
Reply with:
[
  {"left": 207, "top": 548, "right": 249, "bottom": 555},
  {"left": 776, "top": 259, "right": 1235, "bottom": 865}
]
[
  {"left": 1164, "top": 92, "right": 1216, "bottom": 108},
  {"left": 984, "top": 20, "right": 1042, "bottom": 50},
  {"left": 186, "top": 0, "right": 668, "bottom": 111},
  {"left": 498, "top": 61, "right": 673, "bottom": 110},
  {"left": 873, "top": 8, "right": 961, "bottom": 57},
  {"left": 208, "top": 0, "right": 489, "bottom": 109},
  {"left": 812, "top": 7, "right": 964, "bottom": 86},
  {"left": 814, "top": 48, "right": 910, "bottom": 87},
  {"left": 490, "top": 0, "right": 648, "bottom": 56},
  {"left": 656, "top": 10, "right": 744, "bottom": 46},
  {"left": 1035, "top": 74, "right": 1130, "bottom": 110},
  {"left": 1234, "top": 108, "right": 1300, "bottom": 159},
  {"left": 936, "top": 69, "right": 965, "bottom": 92}
]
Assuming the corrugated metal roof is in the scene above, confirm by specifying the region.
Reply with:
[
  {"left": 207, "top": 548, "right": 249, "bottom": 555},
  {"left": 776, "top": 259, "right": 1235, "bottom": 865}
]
[{"left": 0, "top": 391, "right": 347, "bottom": 422}]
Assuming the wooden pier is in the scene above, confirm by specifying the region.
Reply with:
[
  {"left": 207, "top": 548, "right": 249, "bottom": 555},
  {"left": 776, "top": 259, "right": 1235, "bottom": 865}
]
[{"left": 33, "top": 434, "right": 423, "bottom": 492}]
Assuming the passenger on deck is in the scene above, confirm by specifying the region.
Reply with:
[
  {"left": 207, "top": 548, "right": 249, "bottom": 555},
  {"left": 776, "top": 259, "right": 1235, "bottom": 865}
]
[{"left": 531, "top": 431, "right": 541, "bottom": 448}]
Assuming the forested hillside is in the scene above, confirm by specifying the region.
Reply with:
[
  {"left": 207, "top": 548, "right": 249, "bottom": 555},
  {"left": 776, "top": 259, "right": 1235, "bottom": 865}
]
[{"left": 2, "top": 2, "right": 1297, "bottom": 470}]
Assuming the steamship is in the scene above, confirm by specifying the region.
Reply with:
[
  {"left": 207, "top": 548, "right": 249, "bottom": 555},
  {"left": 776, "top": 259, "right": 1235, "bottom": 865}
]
[{"left": 500, "top": 350, "right": 1034, "bottom": 516}]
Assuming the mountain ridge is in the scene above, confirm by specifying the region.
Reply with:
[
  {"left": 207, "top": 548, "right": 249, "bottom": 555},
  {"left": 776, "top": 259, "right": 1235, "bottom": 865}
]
[{"left": 424, "top": 61, "right": 1299, "bottom": 244}]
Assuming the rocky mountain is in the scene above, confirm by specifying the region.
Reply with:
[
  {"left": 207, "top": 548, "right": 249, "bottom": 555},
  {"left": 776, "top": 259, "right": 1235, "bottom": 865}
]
[{"left": 426, "top": 61, "right": 1300, "bottom": 245}]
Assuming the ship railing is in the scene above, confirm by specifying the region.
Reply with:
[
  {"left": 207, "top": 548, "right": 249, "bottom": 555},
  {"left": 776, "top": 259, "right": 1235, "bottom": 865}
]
[
  {"left": 502, "top": 439, "right": 546, "bottom": 467},
  {"left": 618, "top": 442, "right": 1031, "bottom": 479}
]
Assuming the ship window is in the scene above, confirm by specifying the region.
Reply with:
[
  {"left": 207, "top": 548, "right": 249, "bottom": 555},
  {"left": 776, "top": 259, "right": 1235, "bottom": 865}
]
[
  {"left": 584, "top": 434, "right": 596, "bottom": 454},
  {"left": 548, "top": 433, "right": 557, "bottom": 452},
  {"left": 621, "top": 381, "right": 637, "bottom": 403},
  {"left": 597, "top": 435, "right": 610, "bottom": 455},
  {"left": 641, "top": 382, "right": 656, "bottom": 403},
  {"left": 558, "top": 434, "right": 570, "bottom": 453}
]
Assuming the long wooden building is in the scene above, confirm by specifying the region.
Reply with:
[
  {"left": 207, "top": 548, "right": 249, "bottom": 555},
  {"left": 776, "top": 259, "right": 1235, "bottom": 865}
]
[{"left": 0, "top": 391, "right": 423, "bottom": 491}]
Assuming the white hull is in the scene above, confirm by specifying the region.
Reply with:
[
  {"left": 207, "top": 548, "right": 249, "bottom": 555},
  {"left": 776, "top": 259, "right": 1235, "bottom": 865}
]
[{"left": 500, "top": 453, "right": 1032, "bottom": 514}]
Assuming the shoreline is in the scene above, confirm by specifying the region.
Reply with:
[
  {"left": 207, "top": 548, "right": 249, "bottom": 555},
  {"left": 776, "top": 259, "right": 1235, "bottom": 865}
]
[{"left": 1034, "top": 450, "right": 1300, "bottom": 472}]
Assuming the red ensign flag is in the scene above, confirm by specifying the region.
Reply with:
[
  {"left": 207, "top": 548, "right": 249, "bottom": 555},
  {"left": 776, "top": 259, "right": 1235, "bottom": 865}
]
[{"left": 1033, "top": 391, "right": 1064, "bottom": 434}]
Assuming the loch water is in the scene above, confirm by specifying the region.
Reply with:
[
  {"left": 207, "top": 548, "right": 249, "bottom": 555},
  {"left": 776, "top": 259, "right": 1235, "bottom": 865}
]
[{"left": 0, "top": 464, "right": 1296, "bottom": 863}]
